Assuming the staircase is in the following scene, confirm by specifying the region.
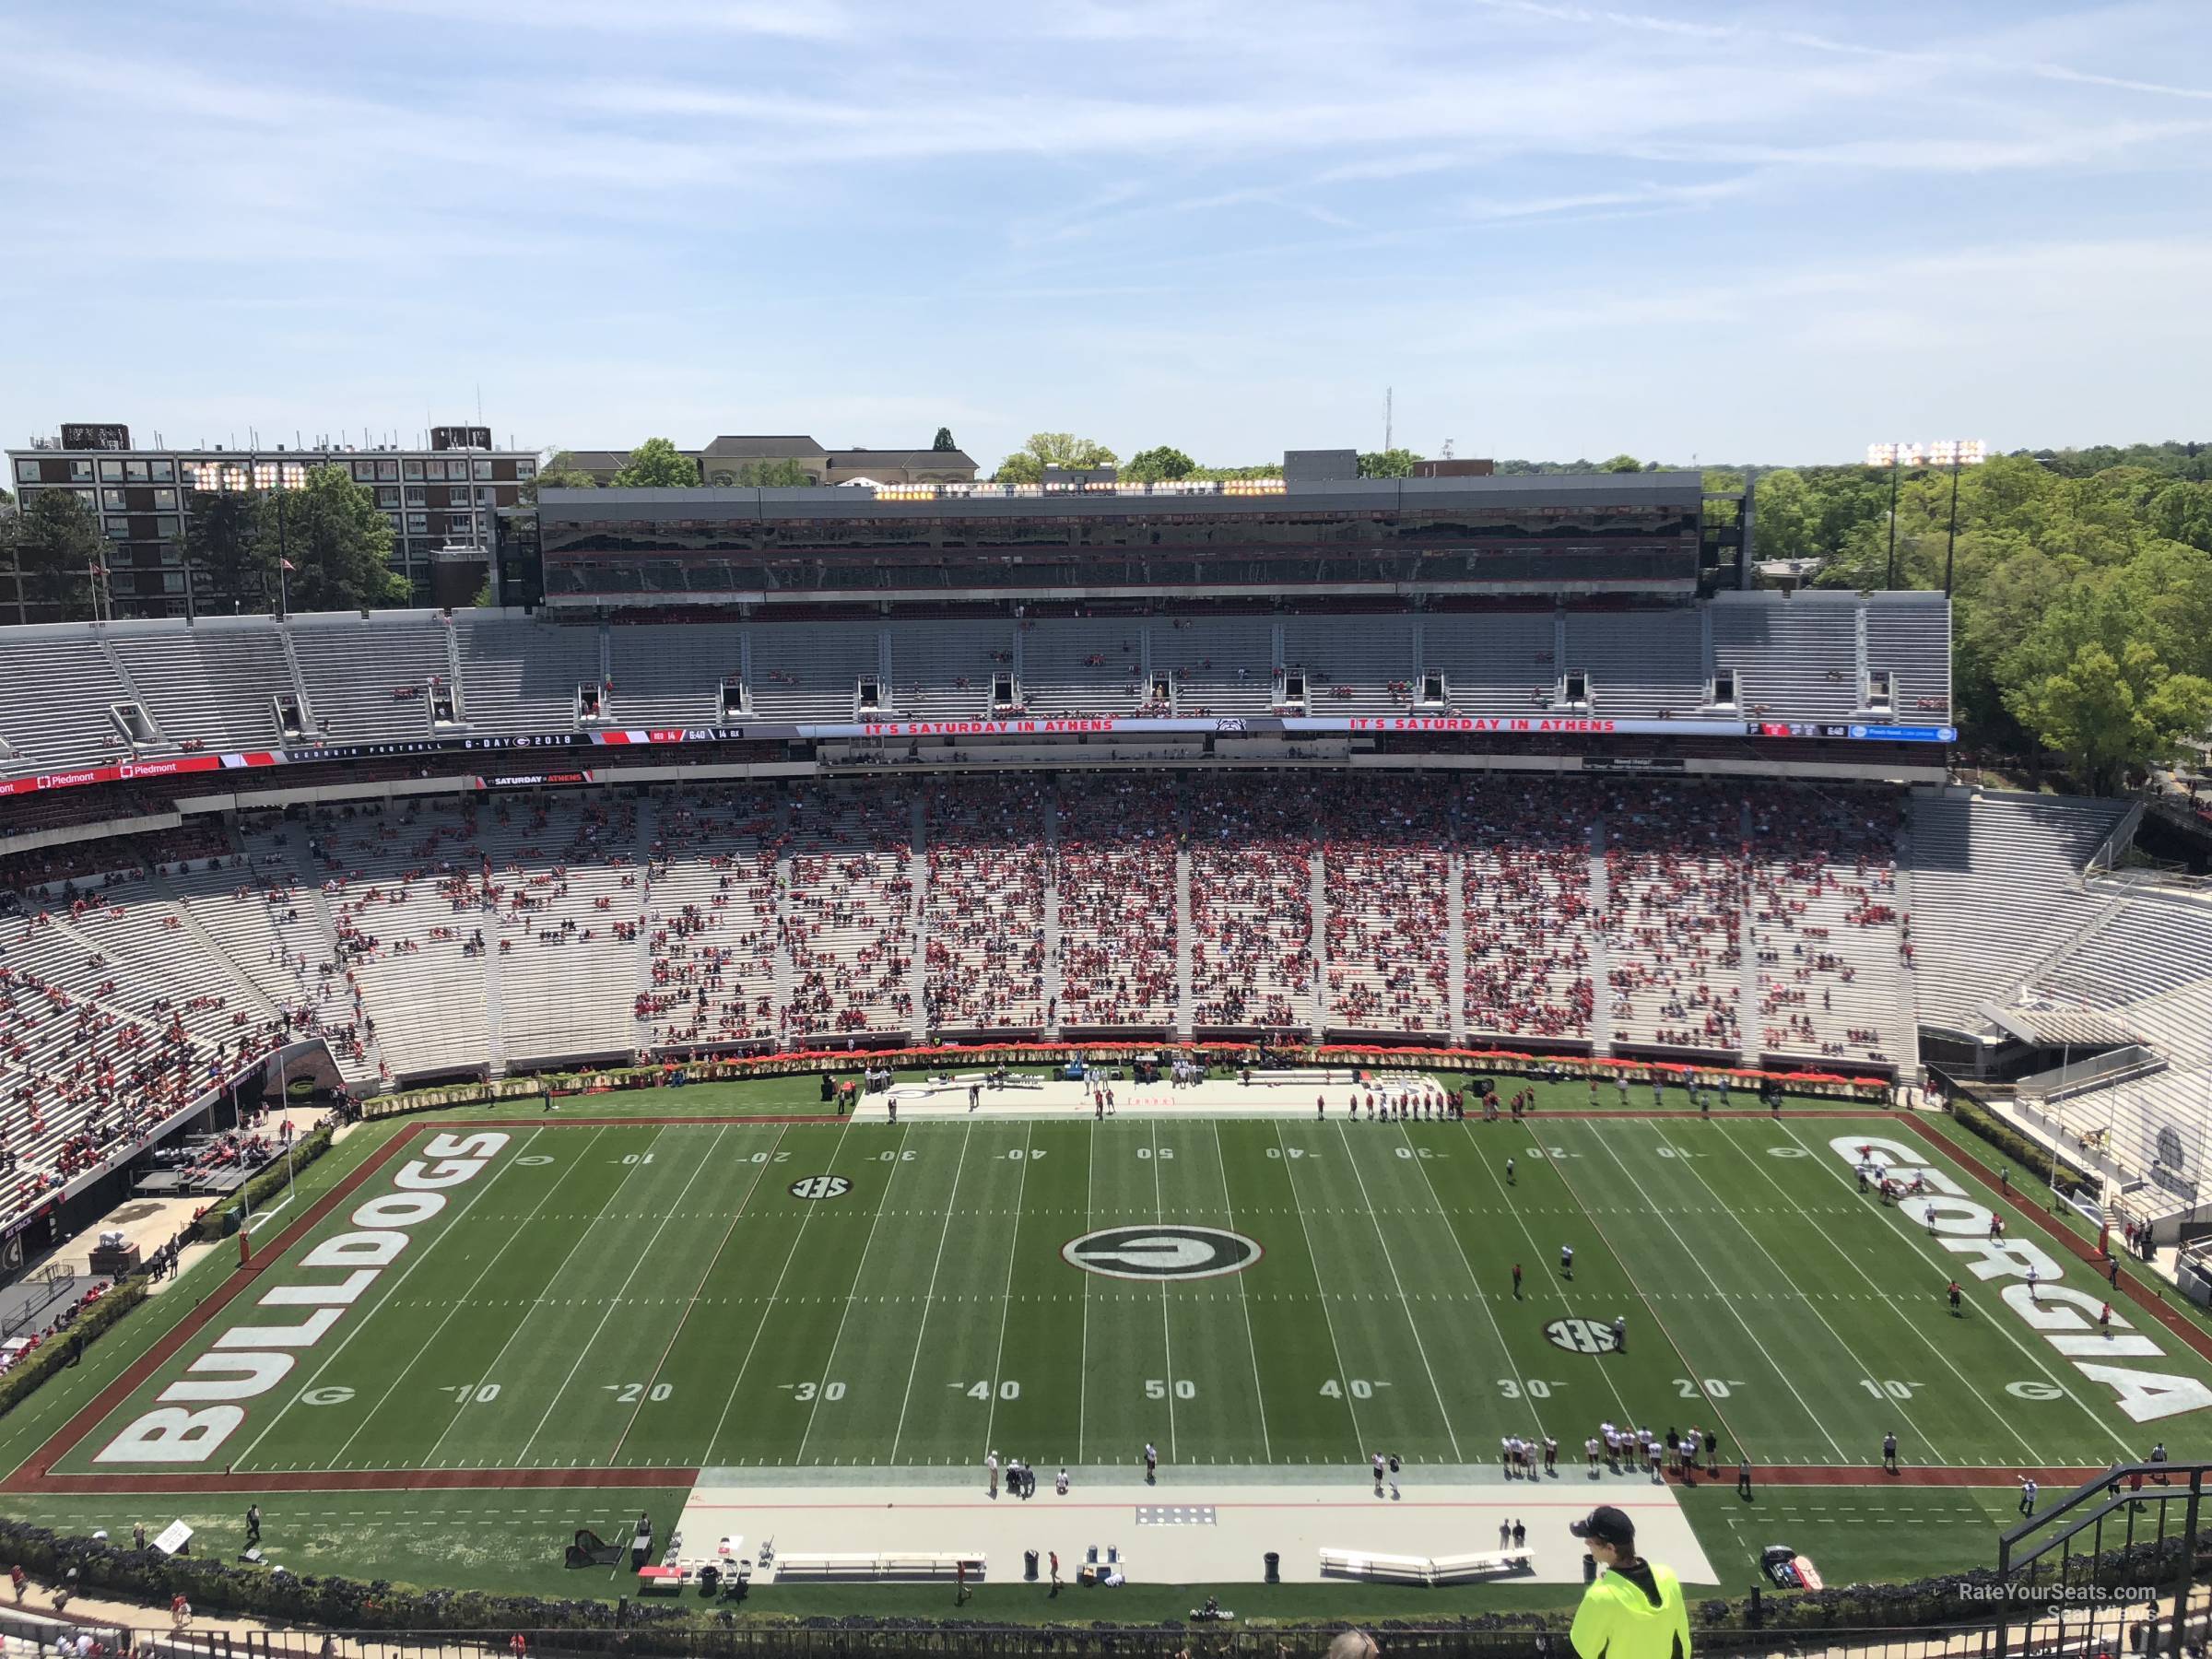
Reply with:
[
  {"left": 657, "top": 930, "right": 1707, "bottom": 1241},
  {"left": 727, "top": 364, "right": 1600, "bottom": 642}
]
[
  {"left": 1738, "top": 799, "right": 1760, "bottom": 1062},
  {"left": 771, "top": 840, "right": 795, "bottom": 1041},
  {"left": 909, "top": 794, "right": 929, "bottom": 1043},
  {"left": 147, "top": 871, "right": 285, "bottom": 1023},
  {"left": 1174, "top": 843, "right": 1194, "bottom": 1041},
  {"left": 96, "top": 632, "right": 163, "bottom": 747},
  {"left": 276, "top": 627, "right": 317, "bottom": 734},
  {"left": 1042, "top": 786, "right": 1063, "bottom": 1038},
  {"left": 309, "top": 884, "right": 391, "bottom": 1081},
  {"left": 630, "top": 795, "right": 659, "bottom": 1059},
  {"left": 1310, "top": 848, "right": 1329, "bottom": 1042},
  {"left": 1587, "top": 821, "right": 1614, "bottom": 1055},
  {"left": 1891, "top": 818, "right": 1924, "bottom": 1081},
  {"left": 481, "top": 912, "right": 511, "bottom": 1078},
  {"left": 1445, "top": 849, "right": 1468, "bottom": 1046}
]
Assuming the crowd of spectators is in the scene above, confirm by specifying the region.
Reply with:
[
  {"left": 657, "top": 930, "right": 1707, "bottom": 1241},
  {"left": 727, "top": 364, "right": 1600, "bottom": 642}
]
[
  {"left": 1464, "top": 782, "right": 1595, "bottom": 1041},
  {"left": 922, "top": 777, "right": 1048, "bottom": 1033},
  {"left": 1750, "top": 791, "right": 1904, "bottom": 1062},
  {"left": 1312, "top": 774, "right": 1454, "bottom": 1034},
  {"left": 1055, "top": 777, "right": 1180, "bottom": 1028},
  {"left": 641, "top": 788, "right": 781, "bottom": 1052},
  {"left": 783, "top": 783, "right": 915, "bottom": 1041},
  {"left": 1602, "top": 784, "right": 1746, "bottom": 1052},
  {"left": 1187, "top": 777, "right": 1314, "bottom": 1030}
]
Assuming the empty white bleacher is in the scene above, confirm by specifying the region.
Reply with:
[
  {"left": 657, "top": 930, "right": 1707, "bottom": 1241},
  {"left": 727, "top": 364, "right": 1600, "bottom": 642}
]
[
  {"left": 1910, "top": 791, "right": 2130, "bottom": 1034},
  {"left": 892, "top": 620, "right": 1019, "bottom": 719},
  {"left": 110, "top": 620, "right": 293, "bottom": 750},
  {"left": 1419, "top": 611, "right": 1557, "bottom": 715},
  {"left": 1562, "top": 607, "right": 1705, "bottom": 718},
  {"left": 1710, "top": 592, "right": 1859, "bottom": 719},
  {"left": 0, "top": 629, "right": 135, "bottom": 769},
  {"left": 607, "top": 624, "right": 742, "bottom": 726},
  {"left": 1281, "top": 614, "right": 1415, "bottom": 715},
  {"left": 748, "top": 621, "right": 881, "bottom": 722},
  {"left": 1018, "top": 619, "right": 1146, "bottom": 715},
  {"left": 288, "top": 612, "right": 456, "bottom": 743},
  {"left": 1159, "top": 616, "right": 1274, "bottom": 714},
  {"left": 1865, "top": 592, "right": 1954, "bottom": 719},
  {"left": 454, "top": 617, "right": 601, "bottom": 735}
]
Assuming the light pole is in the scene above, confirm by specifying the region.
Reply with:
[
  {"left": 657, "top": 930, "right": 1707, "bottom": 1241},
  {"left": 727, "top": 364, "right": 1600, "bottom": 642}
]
[{"left": 1866, "top": 441, "right": 1983, "bottom": 593}]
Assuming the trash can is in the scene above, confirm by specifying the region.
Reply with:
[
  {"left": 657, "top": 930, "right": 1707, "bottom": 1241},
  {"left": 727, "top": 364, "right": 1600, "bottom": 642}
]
[
  {"left": 1264, "top": 1551, "right": 1280, "bottom": 1583},
  {"left": 1025, "top": 1549, "right": 1039, "bottom": 1582}
]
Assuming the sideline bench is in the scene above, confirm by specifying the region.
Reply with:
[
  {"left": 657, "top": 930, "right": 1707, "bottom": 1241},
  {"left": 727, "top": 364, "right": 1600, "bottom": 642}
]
[
  {"left": 773, "top": 1550, "right": 984, "bottom": 1582},
  {"left": 1319, "top": 1547, "right": 1531, "bottom": 1585}
]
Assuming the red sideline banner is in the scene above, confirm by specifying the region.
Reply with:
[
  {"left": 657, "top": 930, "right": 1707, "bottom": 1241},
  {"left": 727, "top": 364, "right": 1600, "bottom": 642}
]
[{"left": 0, "top": 752, "right": 273, "bottom": 798}]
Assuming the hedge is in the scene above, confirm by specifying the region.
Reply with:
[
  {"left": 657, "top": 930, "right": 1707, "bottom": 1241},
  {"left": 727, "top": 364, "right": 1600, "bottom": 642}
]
[
  {"left": 1944, "top": 1091, "right": 2100, "bottom": 1201},
  {"left": 193, "top": 1124, "right": 337, "bottom": 1241},
  {"left": 0, "top": 1276, "right": 147, "bottom": 1422}
]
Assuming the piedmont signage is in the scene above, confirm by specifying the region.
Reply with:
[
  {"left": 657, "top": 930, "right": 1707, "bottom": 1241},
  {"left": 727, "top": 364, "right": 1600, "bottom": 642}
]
[{"left": 0, "top": 715, "right": 1959, "bottom": 801}]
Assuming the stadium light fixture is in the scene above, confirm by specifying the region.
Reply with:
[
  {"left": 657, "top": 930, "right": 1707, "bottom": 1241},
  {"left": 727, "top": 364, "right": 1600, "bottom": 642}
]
[{"left": 1867, "top": 441, "right": 1983, "bottom": 593}]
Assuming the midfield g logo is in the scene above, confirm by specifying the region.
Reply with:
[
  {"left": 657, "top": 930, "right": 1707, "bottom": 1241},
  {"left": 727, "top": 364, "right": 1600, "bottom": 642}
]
[{"left": 1063, "top": 1225, "right": 1263, "bottom": 1281}]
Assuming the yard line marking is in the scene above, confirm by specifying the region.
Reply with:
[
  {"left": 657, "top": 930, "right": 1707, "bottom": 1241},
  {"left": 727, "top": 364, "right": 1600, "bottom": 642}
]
[
  {"left": 795, "top": 1124, "right": 912, "bottom": 1465},
  {"left": 1271, "top": 1120, "right": 1366, "bottom": 1454},
  {"left": 1332, "top": 1123, "right": 1461, "bottom": 1462},
  {"left": 700, "top": 1112, "right": 865, "bottom": 1464},
  {"left": 229, "top": 1124, "right": 557, "bottom": 1472},
  {"left": 1771, "top": 1115, "right": 2137, "bottom": 1462},
  {"left": 981, "top": 1121, "right": 1036, "bottom": 1459},
  {"left": 1146, "top": 1118, "right": 1178, "bottom": 1462},
  {"left": 1639, "top": 1118, "right": 1952, "bottom": 1464},
  {"left": 1210, "top": 1119, "right": 1273, "bottom": 1465},
  {"left": 514, "top": 1125, "right": 735, "bottom": 1464},
  {"left": 888, "top": 1122, "right": 974, "bottom": 1465},
  {"left": 1708, "top": 1118, "right": 2038, "bottom": 1467},
  {"left": 1578, "top": 1121, "right": 1850, "bottom": 1462},
  {"left": 606, "top": 1124, "right": 789, "bottom": 1464},
  {"left": 1077, "top": 1116, "right": 1094, "bottom": 1464},
  {"left": 1394, "top": 1119, "right": 1547, "bottom": 1441}
]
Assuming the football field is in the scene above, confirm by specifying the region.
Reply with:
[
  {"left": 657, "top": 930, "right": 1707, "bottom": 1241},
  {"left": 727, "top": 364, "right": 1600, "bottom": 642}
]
[{"left": 47, "top": 1104, "right": 2208, "bottom": 1487}]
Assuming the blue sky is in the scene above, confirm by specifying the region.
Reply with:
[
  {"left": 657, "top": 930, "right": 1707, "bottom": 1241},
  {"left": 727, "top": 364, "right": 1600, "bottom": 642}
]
[{"left": 3, "top": 0, "right": 2207, "bottom": 470}]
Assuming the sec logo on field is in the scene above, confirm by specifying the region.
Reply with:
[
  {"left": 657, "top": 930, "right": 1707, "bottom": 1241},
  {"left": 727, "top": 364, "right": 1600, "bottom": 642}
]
[
  {"left": 1063, "top": 1225, "right": 1263, "bottom": 1281},
  {"left": 1545, "top": 1317, "right": 1620, "bottom": 1355},
  {"left": 789, "top": 1175, "right": 851, "bottom": 1200}
]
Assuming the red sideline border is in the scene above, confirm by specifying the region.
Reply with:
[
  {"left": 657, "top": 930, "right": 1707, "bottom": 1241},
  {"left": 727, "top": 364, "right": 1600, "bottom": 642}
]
[{"left": 6, "top": 1108, "right": 2201, "bottom": 1496}]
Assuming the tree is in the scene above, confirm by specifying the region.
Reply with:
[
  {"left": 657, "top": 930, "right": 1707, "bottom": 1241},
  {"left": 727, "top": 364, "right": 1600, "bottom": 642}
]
[
  {"left": 2147, "top": 481, "right": 2212, "bottom": 553},
  {"left": 1600, "top": 453, "right": 1643, "bottom": 473},
  {"left": 1357, "top": 448, "right": 1418, "bottom": 478},
  {"left": 1124, "top": 446, "right": 1196, "bottom": 485},
  {"left": 7, "top": 488, "right": 101, "bottom": 620},
  {"left": 735, "top": 458, "right": 812, "bottom": 487},
  {"left": 259, "top": 465, "right": 407, "bottom": 613},
  {"left": 2006, "top": 639, "right": 2212, "bottom": 795},
  {"left": 609, "top": 438, "right": 700, "bottom": 488},
  {"left": 185, "top": 490, "right": 276, "bottom": 612},
  {"left": 931, "top": 427, "right": 958, "bottom": 452},
  {"left": 994, "top": 432, "right": 1118, "bottom": 481},
  {"left": 523, "top": 451, "right": 600, "bottom": 504}
]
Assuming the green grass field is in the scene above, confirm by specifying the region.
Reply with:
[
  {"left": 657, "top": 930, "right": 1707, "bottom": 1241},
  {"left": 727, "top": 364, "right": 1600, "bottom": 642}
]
[{"left": 66, "top": 1109, "right": 2198, "bottom": 1482}]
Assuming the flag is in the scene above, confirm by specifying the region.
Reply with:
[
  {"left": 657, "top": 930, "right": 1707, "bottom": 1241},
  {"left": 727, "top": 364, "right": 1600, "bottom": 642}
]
[{"left": 279, "top": 559, "right": 297, "bottom": 571}]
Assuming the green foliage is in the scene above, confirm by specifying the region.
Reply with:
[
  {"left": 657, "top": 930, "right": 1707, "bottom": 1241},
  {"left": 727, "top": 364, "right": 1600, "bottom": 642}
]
[
  {"left": 0, "top": 1277, "right": 147, "bottom": 1420},
  {"left": 2006, "top": 641, "right": 2212, "bottom": 796},
  {"left": 610, "top": 437, "right": 700, "bottom": 488},
  {"left": 931, "top": 426, "right": 958, "bottom": 452},
  {"left": 524, "top": 452, "right": 600, "bottom": 503},
  {"left": 994, "top": 432, "right": 1117, "bottom": 481},
  {"left": 259, "top": 466, "right": 407, "bottom": 613},
  {"left": 735, "top": 458, "right": 812, "bottom": 487},
  {"left": 1600, "top": 453, "right": 1642, "bottom": 473},
  {"left": 184, "top": 489, "right": 276, "bottom": 611},
  {"left": 1357, "top": 447, "right": 1418, "bottom": 478},
  {"left": 1123, "top": 445, "right": 1196, "bottom": 484},
  {"left": 194, "top": 1124, "right": 337, "bottom": 1241},
  {"left": 7, "top": 489, "right": 102, "bottom": 617},
  {"left": 470, "top": 576, "right": 494, "bottom": 608}
]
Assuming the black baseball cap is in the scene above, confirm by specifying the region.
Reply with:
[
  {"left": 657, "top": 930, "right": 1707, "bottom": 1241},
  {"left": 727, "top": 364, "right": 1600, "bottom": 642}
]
[{"left": 1570, "top": 1506, "right": 1636, "bottom": 1547}]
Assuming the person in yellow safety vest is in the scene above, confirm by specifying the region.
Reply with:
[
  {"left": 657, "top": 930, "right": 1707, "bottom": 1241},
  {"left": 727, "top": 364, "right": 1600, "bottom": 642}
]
[{"left": 1570, "top": 1506, "right": 1690, "bottom": 1659}]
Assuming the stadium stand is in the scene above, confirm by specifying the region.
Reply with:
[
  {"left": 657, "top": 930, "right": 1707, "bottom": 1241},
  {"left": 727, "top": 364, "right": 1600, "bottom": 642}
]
[
  {"left": 453, "top": 617, "right": 602, "bottom": 735},
  {"left": 1600, "top": 782, "right": 1745, "bottom": 1053},
  {"left": 1187, "top": 775, "right": 1316, "bottom": 1033},
  {"left": 1749, "top": 788, "right": 1907, "bottom": 1066},
  {"left": 1462, "top": 781, "right": 1595, "bottom": 1042},
  {"left": 287, "top": 611, "right": 457, "bottom": 743},
  {"left": 641, "top": 787, "right": 782, "bottom": 1053},
  {"left": 920, "top": 776, "right": 1048, "bottom": 1033},
  {"left": 109, "top": 620, "right": 293, "bottom": 750},
  {"left": 782, "top": 782, "right": 915, "bottom": 1041},
  {"left": 1054, "top": 776, "right": 1179, "bottom": 1030},
  {"left": 1316, "top": 774, "right": 1454, "bottom": 1037}
]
